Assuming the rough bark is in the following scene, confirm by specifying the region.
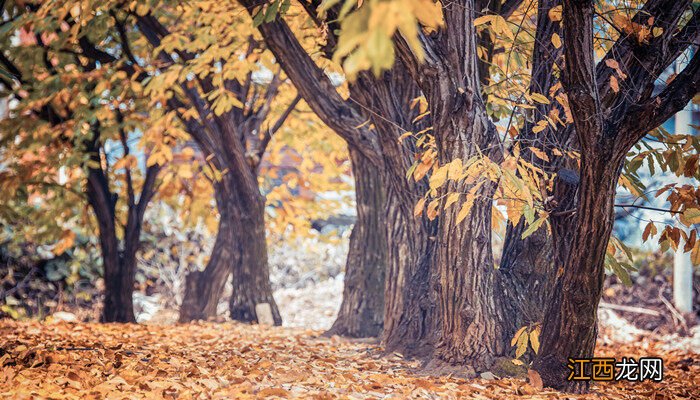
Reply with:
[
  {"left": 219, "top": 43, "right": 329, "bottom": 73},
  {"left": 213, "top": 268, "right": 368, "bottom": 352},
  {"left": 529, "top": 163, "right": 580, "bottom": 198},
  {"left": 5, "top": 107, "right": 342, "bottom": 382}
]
[
  {"left": 533, "top": 153, "right": 622, "bottom": 392},
  {"left": 350, "top": 68, "right": 439, "bottom": 358},
  {"left": 179, "top": 172, "right": 282, "bottom": 326},
  {"left": 496, "top": 0, "right": 564, "bottom": 354},
  {"left": 394, "top": 1, "right": 507, "bottom": 372},
  {"left": 326, "top": 149, "right": 387, "bottom": 338},
  {"left": 533, "top": 0, "right": 700, "bottom": 392},
  {"left": 87, "top": 160, "right": 156, "bottom": 323},
  {"left": 99, "top": 237, "right": 137, "bottom": 323}
]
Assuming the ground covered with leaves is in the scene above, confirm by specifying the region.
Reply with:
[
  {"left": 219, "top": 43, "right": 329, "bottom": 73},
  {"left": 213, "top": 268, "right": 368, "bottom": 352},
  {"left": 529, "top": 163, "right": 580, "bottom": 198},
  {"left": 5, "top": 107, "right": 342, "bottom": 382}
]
[{"left": 0, "top": 320, "right": 697, "bottom": 399}]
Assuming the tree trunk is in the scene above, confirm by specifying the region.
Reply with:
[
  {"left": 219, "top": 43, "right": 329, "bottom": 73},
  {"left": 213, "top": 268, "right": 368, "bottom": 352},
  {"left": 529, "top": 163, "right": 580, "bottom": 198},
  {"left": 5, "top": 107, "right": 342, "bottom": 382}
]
[
  {"left": 432, "top": 174, "right": 506, "bottom": 373},
  {"left": 101, "top": 250, "right": 137, "bottom": 323},
  {"left": 350, "top": 70, "right": 439, "bottom": 357},
  {"left": 326, "top": 148, "right": 387, "bottom": 338},
  {"left": 495, "top": 0, "right": 565, "bottom": 353},
  {"left": 226, "top": 175, "right": 282, "bottom": 326},
  {"left": 86, "top": 166, "right": 137, "bottom": 323},
  {"left": 533, "top": 152, "right": 623, "bottom": 393},
  {"left": 179, "top": 181, "right": 235, "bottom": 322}
]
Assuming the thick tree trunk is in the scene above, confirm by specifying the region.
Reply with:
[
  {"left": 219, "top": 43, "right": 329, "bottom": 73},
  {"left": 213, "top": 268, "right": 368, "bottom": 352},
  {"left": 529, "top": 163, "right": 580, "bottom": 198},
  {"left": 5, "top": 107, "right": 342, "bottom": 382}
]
[
  {"left": 496, "top": 0, "right": 564, "bottom": 350},
  {"left": 497, "top": 220, "right": 555, "bottom": 333},
  {"left": 179, "top": 175, "right": 281, "bottom": 326},
  {"left": 381, "top": 186, "right": 437, "bottom": 357},
  {"left": 350, "top": 70, "right": 438, "bottom": 357},
  {"left": 227, "top": 175, "right": 282, "bottom": 326},
  {"left": 432, "top": 169, "right": 506, "bottom": 373},
  {"left": 179, "top": 181, "right": 235, "bottom": 322},
  {"left": 533, "top": 152, "right": 623, "bottom": 392},
  {"left": 326, "top": 149, "right": 387, "bottom": 337}
]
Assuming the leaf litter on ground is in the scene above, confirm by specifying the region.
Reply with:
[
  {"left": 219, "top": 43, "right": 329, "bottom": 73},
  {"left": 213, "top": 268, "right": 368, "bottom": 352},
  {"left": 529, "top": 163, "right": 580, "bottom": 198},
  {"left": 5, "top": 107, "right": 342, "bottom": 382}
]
[{"left": 0, "top": 320, "right": 697, "bottom": 399}]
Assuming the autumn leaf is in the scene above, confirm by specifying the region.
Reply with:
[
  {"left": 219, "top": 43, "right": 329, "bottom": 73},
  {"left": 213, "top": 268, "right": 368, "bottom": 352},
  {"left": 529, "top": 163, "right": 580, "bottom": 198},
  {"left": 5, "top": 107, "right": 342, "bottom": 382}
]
[
  {"left": 551, "top": 33, "right": 562, "bottom": 49},
  {"left": 548, "top": 5, "right": 562, "bottom": 22},
  {"left": 642, "top": 222, "right": 657, "bottom": 242},
  {"left": 530, "top": 92, "right": 550, "bottom": 104},
  {"left": 414, "top": 197, "right": 426, "bottom": 217},
  {"left": 610, "top": 75, "right": 620, "bottom": 93}
]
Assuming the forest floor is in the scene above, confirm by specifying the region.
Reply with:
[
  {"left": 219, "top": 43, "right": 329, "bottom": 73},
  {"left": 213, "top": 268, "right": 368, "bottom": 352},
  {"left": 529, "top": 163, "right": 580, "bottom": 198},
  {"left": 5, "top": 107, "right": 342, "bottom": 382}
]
[{"left": 0, "top": 319, "right": 697, "bottom": 399}]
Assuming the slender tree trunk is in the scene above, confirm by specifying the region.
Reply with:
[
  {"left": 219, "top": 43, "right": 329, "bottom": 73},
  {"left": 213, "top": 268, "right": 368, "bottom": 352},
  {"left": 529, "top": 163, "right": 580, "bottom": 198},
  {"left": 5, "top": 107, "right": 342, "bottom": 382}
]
[
  {"left": 227, "top": 175, "right": 282, "bottom": 326},
  {"left": 326, "top": 148, "right": 387, "bottom": 337},
  {"left": 86, "top": 166, "right": 137, "bottom": 323},
  {"left": 101, "top": 251, "right": 137, "bottom": 323},
  {"left": 179, "top": 181, "right": 235, "bottom": 322}
]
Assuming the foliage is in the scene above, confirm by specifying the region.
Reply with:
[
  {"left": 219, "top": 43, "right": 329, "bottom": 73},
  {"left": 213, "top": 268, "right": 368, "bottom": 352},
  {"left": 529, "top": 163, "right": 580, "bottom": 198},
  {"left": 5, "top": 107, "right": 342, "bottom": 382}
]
[{"left": 327, "top": 0, "right": 700, "bottom": 271}]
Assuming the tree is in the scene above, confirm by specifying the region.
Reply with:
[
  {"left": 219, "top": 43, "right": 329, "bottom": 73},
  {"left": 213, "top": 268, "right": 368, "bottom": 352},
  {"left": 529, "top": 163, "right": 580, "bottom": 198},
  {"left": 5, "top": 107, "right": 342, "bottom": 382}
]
[
  {"left": 132, "top": 4, "right": 298, "bottom": 324},
  {"left": 0, "top": 1, "right": 167, "bottom": 322},
  {"left": 247, "top": 0, "right": 700, "bottom": 389},
  {"left": 241, "top": 0, "right": 441, "bottom": 353},
  {"left": 532, "top": 0, "right": 700, "bottom": 391},
  {"left": 126, "top": 2, "right": 366, "bottom": 327}
]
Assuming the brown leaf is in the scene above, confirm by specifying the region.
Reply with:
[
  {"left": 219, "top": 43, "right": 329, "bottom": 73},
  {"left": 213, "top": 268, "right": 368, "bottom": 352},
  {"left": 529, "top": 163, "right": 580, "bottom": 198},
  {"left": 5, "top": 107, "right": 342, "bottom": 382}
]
[{"left": 527, "top": 369, "right": 543, "bottom": 391}]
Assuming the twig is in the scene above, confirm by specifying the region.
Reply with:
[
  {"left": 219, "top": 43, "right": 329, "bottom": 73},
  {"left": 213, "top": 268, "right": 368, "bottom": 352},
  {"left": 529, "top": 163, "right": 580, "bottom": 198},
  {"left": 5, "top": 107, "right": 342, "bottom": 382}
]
[
  {"left": 599, "top": 301, "right": 661, "bottom": 316},
  {"left": 615, "top": 204, "right": 683, "bottom": 214},
  {"left": 658, "top": 283, "right": 689, "bottom": 334}
]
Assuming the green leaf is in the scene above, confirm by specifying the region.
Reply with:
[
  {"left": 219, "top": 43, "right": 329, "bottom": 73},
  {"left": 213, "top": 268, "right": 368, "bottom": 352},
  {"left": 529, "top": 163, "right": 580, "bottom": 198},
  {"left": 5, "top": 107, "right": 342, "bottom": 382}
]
[
  {"left": 264, "top": 0, "right": 280, "bottom": 23},
  {"left": 521, "top": 215, "right": 546, "bottom": 239}
]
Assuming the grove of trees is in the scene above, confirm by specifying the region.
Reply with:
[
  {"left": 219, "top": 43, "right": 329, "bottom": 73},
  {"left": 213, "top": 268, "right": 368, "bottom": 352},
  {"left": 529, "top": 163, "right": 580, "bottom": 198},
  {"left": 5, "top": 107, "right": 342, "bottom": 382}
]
[{"left": 1, "top": 0, "right": 699, "bottom": 394}]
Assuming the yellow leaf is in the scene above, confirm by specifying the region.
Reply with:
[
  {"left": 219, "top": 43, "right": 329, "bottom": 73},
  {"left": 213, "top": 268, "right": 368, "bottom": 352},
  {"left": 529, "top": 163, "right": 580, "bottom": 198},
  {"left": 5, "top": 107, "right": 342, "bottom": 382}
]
[
  {"left": 548, "top": 5, "right": 562, "bottom": 22},
  {"left": 414, "top": 198, "right": 426, "bottom": 217},
  {"left": 511, "top": 326, "right": 527, "bottom": 347},
  {"left": 515, "top": 330, "right": 529, "bottom": 359},
  {"left": 447, "top": 159, "right": 463, "bottom": 180},
  {"left": 551, "top": 33, "right": 562, "bottom": 49},
  {"left": 414, "top": 161, "right": 432, "bottom": 181},
  {"left": 445, "top": 193, "right": 460, "bottom": 208},
  {"left": 522, "top": 215, "right": 547, "bottom": 239},
  {"left": 530, "top": 92, "right": 550, "bottom": 104},
  {"left": 429, "top": 165, "right": 448, "bottom": 190},
  {"left": 528, "top": 147, "right": 549, "bottom": 162},
  {"left": 456, "top": 197, "right": 475, "bottom": 224},
  {"left": 427, "top": 199, "right": 440, "bottom": 220},
  {"left": 493, "top": 15, "right": 514, "bottom": 39},
  {"left": 529, "top": 326, "right": 541, "bottom": 354},
  {"left": 532, "top": 120, "right": 548, "bottom": 133},
  {"left": 473, "top": 15, "right": 494, "bottom": 26},
  {"left": 681, "top": 208, "right": 700, "bottom": 226}
]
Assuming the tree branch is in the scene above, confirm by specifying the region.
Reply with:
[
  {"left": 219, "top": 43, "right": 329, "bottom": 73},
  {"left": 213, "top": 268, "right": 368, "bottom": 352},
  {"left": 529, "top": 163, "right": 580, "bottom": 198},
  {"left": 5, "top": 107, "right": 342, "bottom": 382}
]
[
  {"left": 561, "top": 0, "right": 602, "bottom": 150},
  {"left": 620, "top": 50, "right": 700, "bottom": 149},
  {"left": 238, "top": 0, "right": 382, "bottom": 166},
  {"left": 258, "top": 93, "right": 301, "bottom": 160}
]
